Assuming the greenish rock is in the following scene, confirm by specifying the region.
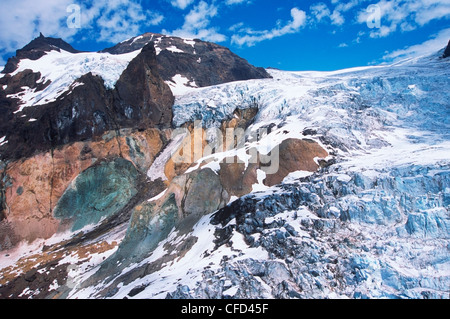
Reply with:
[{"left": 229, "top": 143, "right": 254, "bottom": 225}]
[
  {"left": 183, "top": 168, "right": 229, "bottom": 217},
  {"left": 53, "top": 158, "right": 139, "bottom": 231},
  {"left": 93, "top": 168, "right": 229, "bottom": 284},
  {"left": 16, "top": 186, "right": 23, "bottom": 196},
  {"left": 118, "top": 193, "right": 179, "bottom": 260}
]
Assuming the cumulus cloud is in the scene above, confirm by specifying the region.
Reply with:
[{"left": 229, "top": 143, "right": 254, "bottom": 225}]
[
  {"left": 330, "top": 10, "right": 345, "bottom": 25},
  {"left": 0, "top": 0, "right": 76, "bottom": 54},
  {"left": 383, "top": 27, "right": 450, "bottom": 61},
  {"left": 0, "top": 0, "right": 164, "bottom": 57},
  {"left": 83, "top": 0, "right": 164, "bottom": 44},
  {"left": 309, "top": 0, "right": 367, "bottom": 26},
  {"left": 170, "top": 0, "right": 195, "bottom": 10},
  {"left": 357, "top": 0, "right": 450, "bottom": 38},
  {"left": 231, "top": 8, "right": 307, "bottom": 47},
  {"left": 163, "top": 1, "right": 226, "bottom": 42},
  {"left": 310, "top": 3, "right": 331, "bottom": 23}
]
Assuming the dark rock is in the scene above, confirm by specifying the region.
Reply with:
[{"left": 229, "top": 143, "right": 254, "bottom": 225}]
[
  {"left": 128, "top": 284, "right": 149, "bottom": 297},
  {"left": 443, "top": 40, "right": 450, "bottom": 58},
  {"left": 183, "top": 168, "right": 229, "bottom": 217},
  {"left": 103, "top": 33, "right": 272, "bottom": 87},
  {"left": 114, "top": 42, "right": 174, "bottom": 129}
]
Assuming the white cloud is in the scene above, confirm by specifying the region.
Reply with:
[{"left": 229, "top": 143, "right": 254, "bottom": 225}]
[
  {"left": 81, "top": 0, "right": 164, "bottom": 44},
  {"left": 383, "top": 28, "right": 450, "bottom": 61},
  {"left": 231, "top": 8, "right": 307, "bottom": 46},
  {"left": 357, "top": 0, "right": 450, "bottom": 38},
  {"left": 229, "top": 22, "right": 245, "bottom": 32},
  {"left": 170, "top": 0, "right": 195, "bottom": 10},
  {"left": 163, "top": 1, "right": 226, "bottom": 42},
  {"left": 0, "top": 0, "right": 164, "bottom": 56},
  {"left": 330, "top": 10, "right": 345, "bottom": 25},
  {"left": 225, "top": 0, "right": 247, "bottom": 5},
  {"left": 310, "top": 3, "right": 331, "bottom": 23},
  {"left": 0, "top": 0, "right": 76, "bottom": 54},
  {"left": 335, "top": 0, "right": 366, "bottom": 13},
  {"left": 415, "top": 3, "right": 450, "bottom": 26}
]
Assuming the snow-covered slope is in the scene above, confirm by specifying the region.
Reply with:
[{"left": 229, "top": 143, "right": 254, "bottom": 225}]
[
  {"left": 5, "top": 49, "right": 141, "bottom": 112},
  {"left": 64, "top": 50, "right": 450, "bottom": 299}
]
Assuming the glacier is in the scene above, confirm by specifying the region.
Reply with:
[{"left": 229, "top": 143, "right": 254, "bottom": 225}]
[{"left": 64, "top": 49, "right": 450, "bottom": 299}]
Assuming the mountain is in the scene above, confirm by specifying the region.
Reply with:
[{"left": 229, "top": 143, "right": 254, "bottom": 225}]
[
  {"left": 102, "top": 32, "right": 271, "bottom": 91},
  {"left": 0, "top": 34, "right": 449, "bottom": 300},
  {"left": 0, "top": 33, "right": 270, "bottom": 162}
]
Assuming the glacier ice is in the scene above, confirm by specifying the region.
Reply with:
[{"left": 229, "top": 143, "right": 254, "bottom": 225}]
[{"left": 45, "top": 50, "right": 450, "bottom": 299}]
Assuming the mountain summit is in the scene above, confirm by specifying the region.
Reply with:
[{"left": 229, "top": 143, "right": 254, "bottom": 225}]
[
  {"left": 102, "top": 32, "right": 271, "bottom": 90},
  {"left": 2, "top": 33, "right": 79, "bottom": 74}
]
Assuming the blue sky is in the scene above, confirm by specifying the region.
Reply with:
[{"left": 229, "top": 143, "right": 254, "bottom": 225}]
[{"left": 0, "top": 0, "right": 449, "bottom": 71}]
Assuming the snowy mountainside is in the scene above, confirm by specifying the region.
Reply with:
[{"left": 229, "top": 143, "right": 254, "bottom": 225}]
[
  {"left": 65, "top": 50, "right": 450, "bottom": 299},
  {"left": 3, "top": 49, "right": 141, "bottom": 110}
]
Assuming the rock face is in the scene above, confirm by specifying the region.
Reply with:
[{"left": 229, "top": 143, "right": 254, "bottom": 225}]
[
  {"left": 102, "top": 33, "right": 272, "bottom": 87},
  {"left": 53, "top": 158, "right": 139, "bottom": 231},
  {"left": 443, "top": 40, "right": 450, "bottom": 58},
  {"left": 114, "top": 43, "right": 174, "bottom": 128},
  {"left": 0, "top": 33, "right": 273, "bottom": 251}
]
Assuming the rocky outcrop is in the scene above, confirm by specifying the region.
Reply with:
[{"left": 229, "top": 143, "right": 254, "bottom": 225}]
[
  {"left": 53, "top": 158, "right": 140, "bottom": 231},
  {"left": 443, "top": 40, "right": 450, "bottom": 58},
  {"left": 265, "top": 138, "right": 329, "bottom": 186},
  {"left": 114, "top": 43, "right": 174, "bottom": 129},
  {"left": 0, "top": 32, "right": 273, "bottom": 253}
]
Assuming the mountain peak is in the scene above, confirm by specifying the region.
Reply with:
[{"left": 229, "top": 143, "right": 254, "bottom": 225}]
[
  {"left": 2, "top": 34, "right": 79, "bottom": 74},
  {"left": 18, "top": 33, "right": 79, "bottom": 56}
]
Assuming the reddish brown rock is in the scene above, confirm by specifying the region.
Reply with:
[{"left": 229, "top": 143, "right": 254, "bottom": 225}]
[
  {"left": 0, "top": 128, "right": 163, "bottom": 246},
  {"left": 264, "top": 138, "right": 329, "bottom": 186}
]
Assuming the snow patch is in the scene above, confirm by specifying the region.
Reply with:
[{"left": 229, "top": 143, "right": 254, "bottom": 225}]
[
  {"left": 166, "top": 46, "right": 184, "bottom": 54},
  {"left": 165, "top": 74, "right": 198, "bottom": 96},
  {"left": 148, "top": 189, "right": 168, "bottom": 202},
  {"left": 0, "top": 136, "right": 7, "bottom": 147},
  {"left": 183, "top": 39, "right": 196, "bottom": 48},
  {"left": 147, "top": 132, "right": 187, "bottom": 181}
]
